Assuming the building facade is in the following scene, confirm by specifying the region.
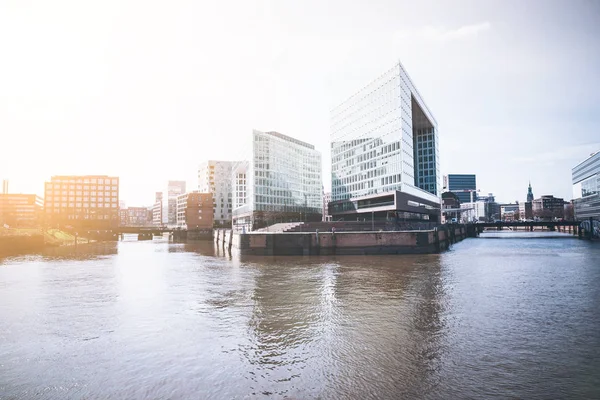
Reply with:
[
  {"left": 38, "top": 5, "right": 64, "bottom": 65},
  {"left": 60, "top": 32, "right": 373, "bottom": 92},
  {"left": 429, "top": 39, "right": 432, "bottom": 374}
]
[
  {"left": 518, "top": 202, "right": 533, "bottom": 220},
  {"left": 175, "top": 192, "right": 214, "bottom": 229},
  {"left": 0, "top": 194, "right": 43, "bottom": 227},
  {"left": 532, "top": 195, "right": 565, "bottom": 220},
  {"left": 44, "top": 175, "right": 119, "bottom": 229},
  {"left": 232, "top": 130, "right": 322, "bottom": 231},
  {"left": 330, "top": 61, "right": 441, "bottom": 222},
  {"left": 500, "top": 203, "right": 519, "bottom": 221},
  {"left": 572, "top": 151, "right": 600, "bottom": 220},
  {"left": 322, "top": 191, "right": 332, "bottom": 222},
  {"left": 447, "top": 174, "right": 477, "bottom": 204},
  {"left": 198, "top": 161, "right": 238, "bottom": 226},
  {"left": 119, "top": 207, "right": 152, "bottom": 226},
  {"left": 166, "top": 181, "right": 186, "bottom": 226}
]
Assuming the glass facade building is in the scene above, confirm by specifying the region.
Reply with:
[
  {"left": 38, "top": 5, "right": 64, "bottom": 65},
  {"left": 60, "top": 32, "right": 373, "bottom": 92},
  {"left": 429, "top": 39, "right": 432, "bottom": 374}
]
[
  {"left": 572, "top": 151, "right": 600, "bottom": 220},
  {"left": 447, "top": 174, "right": 477, "bottom": 204},
  {"left": 330, "top": 61, "right": 441, "bottom": 221},
  {"left": 232, "top": 130, "right": 322, "bottom": 231}
]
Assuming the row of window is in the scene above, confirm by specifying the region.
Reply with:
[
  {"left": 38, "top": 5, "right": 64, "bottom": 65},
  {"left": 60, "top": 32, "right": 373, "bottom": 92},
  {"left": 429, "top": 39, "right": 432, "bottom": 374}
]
[
  {"left": 50, "top": 178, "right": 117, "bottom": 185},
  {"left": 46, "top": 203, "right": 118, "bottom": 209}
]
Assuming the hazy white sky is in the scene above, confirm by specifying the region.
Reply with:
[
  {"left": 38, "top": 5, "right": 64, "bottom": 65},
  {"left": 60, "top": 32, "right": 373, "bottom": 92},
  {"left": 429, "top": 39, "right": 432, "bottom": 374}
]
[{"left": 1, "top": 0, "right": 599, "bottom": 205}]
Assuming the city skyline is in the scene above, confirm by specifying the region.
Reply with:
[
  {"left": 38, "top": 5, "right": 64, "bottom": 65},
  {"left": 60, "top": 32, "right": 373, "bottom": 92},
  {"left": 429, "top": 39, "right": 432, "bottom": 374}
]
[{"left": 1, "top": 0, "right": 599, "bottom": 205}]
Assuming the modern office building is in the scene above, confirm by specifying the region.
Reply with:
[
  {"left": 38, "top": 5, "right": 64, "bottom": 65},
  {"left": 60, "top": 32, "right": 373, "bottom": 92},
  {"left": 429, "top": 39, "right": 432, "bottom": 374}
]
[
  {"left": 0, "top": 193, "right": 44, "bottom": 227},
  {"left": 198, "top": 160, "right": 238, "bottom": 226},
  {"left": 447, "top": 174, "right": 477, "bottom": 204},
  {"left": 330, "top": 61, "right": 441, "bottom": 222},
  {"left": 43, "top": 175, "right": 119, "bottom": 229},
  {"left": 232, "top": 130, "right": 322, "bottom": 231},
  {"left": 175, "top": 191, "right": 213, "bottom": 229},
  {"left": 166, "top": 180, "right": 186, "bottom": 226},
  {"left": 532, "top": 195, "right": 565, "bottom": 220},
  {"left": 572, "top": 151, "right": 600, "bottom": 220}
]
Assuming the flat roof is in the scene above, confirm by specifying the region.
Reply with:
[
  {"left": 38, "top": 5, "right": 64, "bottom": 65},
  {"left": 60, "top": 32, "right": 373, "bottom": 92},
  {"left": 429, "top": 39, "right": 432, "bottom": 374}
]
[
  {"left": 572, "top": 150, "right": 600, "bottom": 169},
  {"left": 261, "top": 131, "right": 315, "bottom": 150}
]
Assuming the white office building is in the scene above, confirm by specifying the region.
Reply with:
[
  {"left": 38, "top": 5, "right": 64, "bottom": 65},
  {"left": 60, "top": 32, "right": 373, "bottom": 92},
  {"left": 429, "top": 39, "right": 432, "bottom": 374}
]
[
  {"left": 198, "top": 160, "right": 238, "bottom": 226},
  {"left": 330, "top": 61, "right": 441, "bottom": 222},
  {"left": 232, "top": 130, "right": 322, "bottom": 231}
]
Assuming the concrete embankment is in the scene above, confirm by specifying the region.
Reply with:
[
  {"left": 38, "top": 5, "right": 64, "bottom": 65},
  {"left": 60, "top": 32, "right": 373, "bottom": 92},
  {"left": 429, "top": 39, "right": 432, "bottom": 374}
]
[{"left": 214, "top": 225, "right": 471, "bottom": 256}]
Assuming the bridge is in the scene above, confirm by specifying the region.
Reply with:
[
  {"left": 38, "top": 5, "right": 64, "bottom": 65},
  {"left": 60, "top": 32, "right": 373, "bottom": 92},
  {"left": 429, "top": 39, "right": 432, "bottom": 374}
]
[
  {"left": 116, "top": 226, "right": 176, "bottom": 235},
  {"left": 473, "top": 218, "right": 599, "bottom": 240}
]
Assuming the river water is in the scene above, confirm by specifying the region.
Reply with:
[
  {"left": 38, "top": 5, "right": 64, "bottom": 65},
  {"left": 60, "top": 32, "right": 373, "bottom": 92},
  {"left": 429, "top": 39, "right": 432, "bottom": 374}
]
[{"left": 1, "top": 234, "right": 599, "bottom": 399}]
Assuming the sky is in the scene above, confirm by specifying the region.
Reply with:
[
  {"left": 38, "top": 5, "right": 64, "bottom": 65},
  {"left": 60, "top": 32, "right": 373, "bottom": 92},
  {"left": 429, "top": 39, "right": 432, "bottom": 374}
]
[{"left": 1, "top": 0, "right": 599, "bottom": 205}]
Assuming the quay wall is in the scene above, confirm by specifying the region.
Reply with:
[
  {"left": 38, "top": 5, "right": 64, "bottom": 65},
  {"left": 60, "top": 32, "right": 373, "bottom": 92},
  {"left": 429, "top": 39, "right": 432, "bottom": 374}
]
[{"left": 214, "top": 226, "right": 469, "bottom": 256}]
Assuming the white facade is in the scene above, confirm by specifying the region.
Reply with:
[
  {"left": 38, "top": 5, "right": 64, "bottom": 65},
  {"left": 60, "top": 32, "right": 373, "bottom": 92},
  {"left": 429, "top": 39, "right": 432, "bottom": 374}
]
[
  {"left": 166, "top": 180, "right": 186, "bottom": 226},
  {"left": 198, "top": 160, "right": 237, "bottom": 225},
  {"left": 330, "top": 61, "right": 440, "bottom": 210},
  {"left": 176, "top": 193, "right": 188, "bottom": 227},
  {"left": 232, "top": 130, "right": 322, "bottom": 231}
]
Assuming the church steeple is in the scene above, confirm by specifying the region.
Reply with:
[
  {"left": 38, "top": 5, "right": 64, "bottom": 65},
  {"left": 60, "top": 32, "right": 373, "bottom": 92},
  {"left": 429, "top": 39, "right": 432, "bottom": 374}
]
[{"left": 527, "top": 181, "right": 534, "bottom": 202}]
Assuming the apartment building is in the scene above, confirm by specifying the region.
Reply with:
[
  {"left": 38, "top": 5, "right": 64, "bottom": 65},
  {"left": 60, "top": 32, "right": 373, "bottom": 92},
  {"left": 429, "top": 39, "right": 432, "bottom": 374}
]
[{"left": 44, "top": 175, "right": 119, "bottom": 229}]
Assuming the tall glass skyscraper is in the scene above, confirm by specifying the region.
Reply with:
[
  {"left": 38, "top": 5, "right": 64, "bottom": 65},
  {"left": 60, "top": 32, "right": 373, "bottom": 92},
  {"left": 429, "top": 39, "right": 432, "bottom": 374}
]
[
  {"left": 330, "top": 61, "right": 441, "bottom": 221},
  {"left": 232, "top": 130, "right": 322, "bottom": 231}
]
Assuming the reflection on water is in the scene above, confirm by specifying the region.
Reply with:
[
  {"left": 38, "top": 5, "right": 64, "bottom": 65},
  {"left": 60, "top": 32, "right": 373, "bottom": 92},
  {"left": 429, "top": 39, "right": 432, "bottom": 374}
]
[{"left": 0, "top": 237, "right": 599, "bottom": 399}]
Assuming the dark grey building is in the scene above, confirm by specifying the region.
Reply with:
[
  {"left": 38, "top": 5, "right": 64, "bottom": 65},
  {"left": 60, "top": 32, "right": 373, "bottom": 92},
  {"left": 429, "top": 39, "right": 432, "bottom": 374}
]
[
  {"left": 572, "top": 151, "right": 600, "bottom": 220},
  {"left": 447, "top": 174, "right": 477, "bottom": 204}
]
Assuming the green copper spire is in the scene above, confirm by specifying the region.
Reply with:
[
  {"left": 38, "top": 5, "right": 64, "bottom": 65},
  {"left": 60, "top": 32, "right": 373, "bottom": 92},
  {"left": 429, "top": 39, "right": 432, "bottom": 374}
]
[{"left": 527, "top": 181, "right": 534, "bottom": 202}]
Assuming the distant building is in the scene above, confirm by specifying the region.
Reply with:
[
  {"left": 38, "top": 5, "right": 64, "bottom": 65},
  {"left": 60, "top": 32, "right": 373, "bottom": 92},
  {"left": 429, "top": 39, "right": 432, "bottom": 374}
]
[
  {"left": 232, "top": 130, "right": 322, "bottom": 231},
  {"left": 175, "top": 192, "right": 213, "bottom": 229},
  {"left": 0, "top": 194, "right": 43, "bottom": 228},
  {"left": 572, "top": 151, "right": 600, "bottom": 220},
  {"left": 198, "top": 160, "right": 238, "bottom": 226},
  {"left": 322, "top": 191, "right": 332, "bottom": 222},
  {"left": 44, "top": 175, "right": 119, "bottom": 229},
  {"left": 441, "top": 192, "right": 460, "bottom": 223},
  {"left": 166, "top": 181, "right": 186, "bottom": 226},
  {"left": 460, "top": 201, "right": 486, "bottom": 223},
  {"left": 519, "top": 202, "right": 533, "bottom": 220},
  {"left": 329, "top": 61, "right": 441, "bottom": 223},
  {"left": 532, "top": 195, "right": 565, "bottom": 220},
  {"left": 119, "top": 208, "right": 127, "bottom": 226},
  {"left": 152, "top": 200, "right": 165, "bottom": 226},
  {"left": 500, "top": 203, "right": 519, "bottom": 221},
  {"left": 119, "top": 207, "right": 152, "bottom": 227},
  {"left": 447, "top": 174, "right": 477, "bottom": 204},
  {"left": 477, "top": 193, "right": 500, "bottom": 221}
]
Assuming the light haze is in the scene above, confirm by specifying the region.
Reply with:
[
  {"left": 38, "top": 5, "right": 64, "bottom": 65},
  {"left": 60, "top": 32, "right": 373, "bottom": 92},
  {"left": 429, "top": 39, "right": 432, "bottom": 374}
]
[{"left": 1, "top": 0, "right": 599, "bottom": 205}]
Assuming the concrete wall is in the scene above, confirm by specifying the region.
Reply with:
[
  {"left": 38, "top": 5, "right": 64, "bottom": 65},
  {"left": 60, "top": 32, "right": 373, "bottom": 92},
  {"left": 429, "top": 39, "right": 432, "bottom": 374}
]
[{"left": 227, "top": 226, "right": 468, "bottom": 256}]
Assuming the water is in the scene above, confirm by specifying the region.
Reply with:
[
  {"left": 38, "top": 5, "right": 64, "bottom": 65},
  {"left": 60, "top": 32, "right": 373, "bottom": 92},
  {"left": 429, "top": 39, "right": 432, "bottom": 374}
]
[{"left": 1, "top": 235, "right": 599, "bottom": 399}]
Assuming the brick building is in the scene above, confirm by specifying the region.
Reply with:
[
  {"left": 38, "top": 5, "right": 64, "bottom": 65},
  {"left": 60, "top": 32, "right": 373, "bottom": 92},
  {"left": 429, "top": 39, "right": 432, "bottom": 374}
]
[
  {"left": 176, "top": 192, "right": 213, "bottom": 229},
  {"left": 44, "top": 175, "right": 119, "bottom": 229}
]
